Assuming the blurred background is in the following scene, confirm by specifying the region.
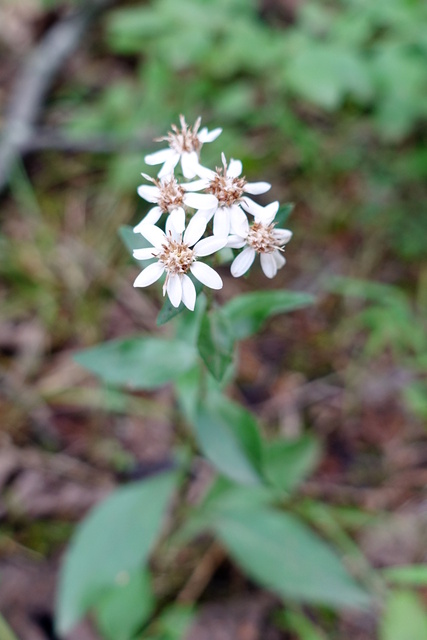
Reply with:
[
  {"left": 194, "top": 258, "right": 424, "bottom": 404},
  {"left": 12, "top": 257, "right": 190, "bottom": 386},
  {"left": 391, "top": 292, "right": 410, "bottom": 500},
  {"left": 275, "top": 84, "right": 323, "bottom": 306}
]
[{"left": 1, "top": 0, "right": 427, "bottom": 638}]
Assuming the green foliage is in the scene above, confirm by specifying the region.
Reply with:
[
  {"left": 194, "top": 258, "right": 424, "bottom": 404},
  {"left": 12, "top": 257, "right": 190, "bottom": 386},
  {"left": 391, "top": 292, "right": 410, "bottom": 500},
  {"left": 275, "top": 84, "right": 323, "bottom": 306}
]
[
  {"left": 276, "top": 609, "right": 327, "bottom": 640},
  {"left": 221, "top": 290, "right": 315, "bottom": 341},
  {"left": 380, "top": 590, "right": 427, "bottom": 640},
  {"left": 61, "top": 0, "right": 427, "bottom": 152},
  {"left": 213, "top": 506, "right": 370, "bottom": 609},
  {"left": 95, "top": 570, "right": 154, "bottom": 640},
  {"left": 143, "top": 604, "right": 195, "bottom": 640},
  {"left": 74, "top": 337, "right": 197, "bottom": 390},
  {"left": 383, "top": 565, "right": 427, "bottom": 587},
  {"left": 192, "top": 393, "right": 263, "bottom": 485},
  {"left": 0, "top": 615, "right": 19, "bottom": 640},
  {"left": 56, "top": 472, "right": 177, "bottom": 634},
  {"left": 197, "top": 309, "right": 234, "bottom": 381},
  {"left": 263, "top": 435, "right": 321, "bottom": 493}
]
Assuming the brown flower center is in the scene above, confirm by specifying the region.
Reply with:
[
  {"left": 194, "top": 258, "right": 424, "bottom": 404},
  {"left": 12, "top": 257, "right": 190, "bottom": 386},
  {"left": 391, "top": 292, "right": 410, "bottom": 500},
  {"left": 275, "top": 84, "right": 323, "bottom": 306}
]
[
  {"left": 247, "top": 222, "right": 281, "bottom": 254},
  {"left": 158, "top": 115, "right": 202, "bottom": 155},
  {"left": 156, "top": 176, "right": 185, "bottom": 212},
  {"left": 158, "top": 238, "right": 195, "bottom": 275},
  {"left": 206, "top": 171, "right": 247, "bottom": 208}
]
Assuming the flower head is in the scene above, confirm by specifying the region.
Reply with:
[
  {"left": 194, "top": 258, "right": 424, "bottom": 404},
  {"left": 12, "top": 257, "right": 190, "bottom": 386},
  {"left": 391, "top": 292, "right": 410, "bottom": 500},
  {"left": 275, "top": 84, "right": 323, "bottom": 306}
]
[
  {"left": 133, "top": 217, "right": 226, "bottom": 310},
  {"left": 227, "top": 200, "right": 292, "bottom": 279},
  {"left": 135, "top": 173, "right": 217, "bottom": 234},
  {"left": 195, "top": 153, "right": 271, "bottom": 237},
  {"left": 144, "top": 115, "right": 222, "bottom": 179}
]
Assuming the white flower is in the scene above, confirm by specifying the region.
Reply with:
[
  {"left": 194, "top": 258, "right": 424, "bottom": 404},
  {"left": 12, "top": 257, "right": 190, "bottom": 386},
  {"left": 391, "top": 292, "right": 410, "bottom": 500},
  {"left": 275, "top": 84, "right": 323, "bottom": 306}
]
[
  {"left": 193, "top": 153, "right": 271, "bottom": 237},
  {"left": 133, "top": 217, "right": 226, "bottom": 310},
  {"left": 226, "top": 200, "right": 292, "bottom": 279},
  {"left": 144, "top": 115, "right": 222, "bottom": 180},
  {"left": 134, "top": 173, "right": 217, "bottom": 234}
]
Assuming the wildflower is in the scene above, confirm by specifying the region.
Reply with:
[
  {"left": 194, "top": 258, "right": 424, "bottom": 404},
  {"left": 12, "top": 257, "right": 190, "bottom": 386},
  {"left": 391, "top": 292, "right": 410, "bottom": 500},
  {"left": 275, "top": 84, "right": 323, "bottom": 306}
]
[
  {"left": 226, "top": 200, "right": 292, "bottom": 279},
  {"left": 133, "top": 217, "right": 226, "bottom": 310},
  {"left": 145, "top": 115, "right": 222, "bottom": 179},
  {"left": 134, "top": 173, "right": 217, "bottom": 234},
  {"left": 194, "top": 153, "right": 271, "bottom": 237}
]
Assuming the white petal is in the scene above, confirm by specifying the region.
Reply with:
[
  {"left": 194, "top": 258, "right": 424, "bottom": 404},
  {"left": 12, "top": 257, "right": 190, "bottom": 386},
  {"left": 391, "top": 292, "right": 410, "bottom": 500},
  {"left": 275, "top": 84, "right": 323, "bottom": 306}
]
[
  {"left": 182, "top": 179, "right": 210, "bottom": 192},
  {"left": 198, "top": 127, "right": 222, "bottom": 143},
  {"left": 259, "top": 201, "right": 280, "bottom": 224},
  {"left": 133, "top": 247, "right": 158, "bottom": 260},
  {"left": 165, "top": 217, "right": 180, "bottom": 242},
  {"left": 133, "top": 206, "right": 162, "bottom": 232},
  {"left": 244, "top": 181, "right": 271, "bottom": 195},
  {"left": 226, "top": 234, "right": 247, "bottom": 249},
  {"left": 137, "top": 184, "right": 160, "bottom": 204},
  {"left": 167, "top": 274, "right": 182, "bottom": 307},
  {"left": 190, "top": 262, "right": 223, "bottom": 289},
  {"left": 213, "top": 208, "right": 230, "bottom": 237},
  {"left": 230, "top": 205, "right": 249, "bottom": 237},
  {"left": 181, "top": 274, "right": 196, "bottom": 311},
  {"left": 134, "top": 262, "right": 164, "bottom": 287},
  {"left": 167, "top": 207, "right": 186, "bottom": 234},
  {"left": 181, "top": 151, "right": 199, "bottom": 179},
  {"left": 260, "top": 252, "right": 278, "bottom": 279},
  {"left": 274, "top": 228, "right": 293, "bottom": 244},
  {"left": 199, "top": 206, "right": 216, "bottom": 223},
  {"left": 195, "top": 164, "right": 216, "bottom": 180},
  {"left": 194, "top": 235, "right": 227, "bottom": 257},
  {"left": 230, "top": 246, "right": 256, "bottom": 278},
  {"left": 273, "top": 250, "right": 286, "bottom": 268},
  {"left": 227, "top": 159, "right": 242, "bottom": 178},
  {"left": 184, "top": 192, "right": 218, "bottom": 210},
  {"left": 183, "top": 215, "right": 207, "bottom": 247},
  {"left": 145, "top": 148, "right": 174, "bottom": 165},
  {"left": 240, "top": 197, "right": 260, "bottom": 217},
  {"left": 158, "top": 153, "right": 180, "bottom": 178},
  {"left": 139, "top": 224, "right": 166, "bottom": 249}
]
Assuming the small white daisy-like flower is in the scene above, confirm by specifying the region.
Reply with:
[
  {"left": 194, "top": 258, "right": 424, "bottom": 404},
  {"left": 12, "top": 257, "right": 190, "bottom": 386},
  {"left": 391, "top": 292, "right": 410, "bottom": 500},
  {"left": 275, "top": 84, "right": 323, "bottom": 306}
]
[
  {"left": 144, "top": 115, "right": 222, "bottom": 180},
  {"left": 226, "top": 200, "right": 292, "bottom": 279},
  {"left": 134, "top": 173, "right": 218, "bottom": 234},
  {"left": 194, "top": 153, "right": 271, "bottom": 237},
  {"left": 133, "top": 217, "right": 226, "bottom": 310}
]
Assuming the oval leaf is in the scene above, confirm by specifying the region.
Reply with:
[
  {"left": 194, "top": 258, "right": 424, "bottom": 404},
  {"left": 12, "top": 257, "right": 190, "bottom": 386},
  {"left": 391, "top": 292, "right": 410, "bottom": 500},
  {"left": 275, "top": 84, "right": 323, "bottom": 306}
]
[
  {"left": 214, "top": 507, "right": 370, "bottom": 609},
  {"left": 74, "top": 337, "right": 197, "bottom": 390},
  {"left": 193, "top": 395, "right": 262, "bottom": 485},
  {"left": 264, "top": 435, "right": 321, "bottom": 493},
  {"left": 95, "top": 570, "right": 154, "bottom": 640},
  {"left": 56, "top": 472, "right": 177, "bottom": 634},
  {"left": 222, "top": 290, "right": 315, "bottom": 340},
  {"left": 380, "top": 590, "right": 427, "bottom": 640}
]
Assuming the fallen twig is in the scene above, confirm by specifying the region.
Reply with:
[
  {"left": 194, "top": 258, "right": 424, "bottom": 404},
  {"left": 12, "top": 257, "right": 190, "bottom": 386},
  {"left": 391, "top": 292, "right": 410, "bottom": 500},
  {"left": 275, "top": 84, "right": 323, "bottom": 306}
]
[{"left": 0, "top": 0, "right": 114, "bottom": 194}]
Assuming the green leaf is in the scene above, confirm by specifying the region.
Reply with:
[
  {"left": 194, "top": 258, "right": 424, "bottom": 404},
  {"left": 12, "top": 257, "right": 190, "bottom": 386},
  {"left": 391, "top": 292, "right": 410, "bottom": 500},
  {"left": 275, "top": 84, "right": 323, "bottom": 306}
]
[
  {"left": 56, "top": 472, "right": 177, "bottom": 634},
  {"left": 192, "top": 394, "right": 262, "bottom": 485},
  {"left": 175, "top": 476, "right": 275, "bottom": 546},
  {"left": 276, "top": 609, "right": 327, "bottom": 640},
  {"left": 151, "top": 604, "right": 195, "bottom": 640},
  {"left": 274, "top": 203, "right": 294, "bottom": 227},
  {"left": 0, "top": 615, "right": 19, "bottom": 640},
  {"left": 214, "top": 507, "right": 370, "bottom": 609},
  {"left": 95, "top": 570, "right": 154, "bottom": 640},
  {"left": 264, "top": 435, "right": 321, "bottom": 493},
  {"left": 74, "top": 337, "right": 197, "bottom": 390},
  {"left": 380, "top": 590, "right": 427, "bottom": 640},
  {"left": 119, "top": 225, "right": 153, "bottom": 261},
  {"left": 221, "top": 290, "right": 315, "bottom": 340},
  {"left": 197, "top": 310, "right": 234, "bottom": 381},
  {"left": 383, "top": 565, "right": 427, "bottom": 587},
  {"left": 157, "top": 297, "right": 185, "bottom": 326}
]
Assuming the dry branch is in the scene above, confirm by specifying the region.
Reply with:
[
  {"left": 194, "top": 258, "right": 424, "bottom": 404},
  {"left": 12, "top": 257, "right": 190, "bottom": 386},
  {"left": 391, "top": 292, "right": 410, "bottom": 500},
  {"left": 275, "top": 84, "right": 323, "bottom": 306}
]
[{"left": 0, "top": 0, "right": 114, "bottom": 193}]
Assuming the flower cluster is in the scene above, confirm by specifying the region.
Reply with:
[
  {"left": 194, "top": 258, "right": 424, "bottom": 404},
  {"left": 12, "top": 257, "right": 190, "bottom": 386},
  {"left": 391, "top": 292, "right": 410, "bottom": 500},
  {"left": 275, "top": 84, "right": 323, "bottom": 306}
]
[{"left": 133, "top": 116, "right": 292, "bottom": 311}]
